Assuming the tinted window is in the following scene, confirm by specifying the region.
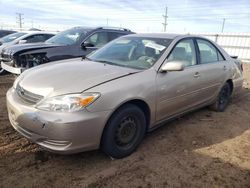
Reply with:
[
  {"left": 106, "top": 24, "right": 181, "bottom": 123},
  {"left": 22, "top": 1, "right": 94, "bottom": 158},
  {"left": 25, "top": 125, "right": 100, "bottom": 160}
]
[
  {"left": 168, "top": 39, "right": 196, "bottom": 67},
  {"left": 108, "top": 32, "right": 126, "bottom": 41},
  {"left": 43, "top": 34, "right": 54, "bottom": 40},
  {"left": 88, "top": 37, "right": 172, "bottom": 70},
  {"left": 0, "top": 31, "right": 15, "bottom": 38},
  {"left": 85, "top": 32, "right": 109, "bottom": 48},
  {"left": 197, "top": 39, "right": 224, "bottom": 64},
  {"left": 25, "top": 34, "right": 53, "bottom": 43}
]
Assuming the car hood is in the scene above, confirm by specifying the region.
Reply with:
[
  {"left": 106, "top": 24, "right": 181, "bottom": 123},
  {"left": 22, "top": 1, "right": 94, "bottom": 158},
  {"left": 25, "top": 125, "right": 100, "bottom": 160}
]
[
  {"left": 0, "top": 42, "right": 11, "bottom": 53},
  {"left": 2, "top": 42, "right": 64, "bottom": 55},
  {"left": 18, "top": 58, "right": 140, "bottom": 97}
]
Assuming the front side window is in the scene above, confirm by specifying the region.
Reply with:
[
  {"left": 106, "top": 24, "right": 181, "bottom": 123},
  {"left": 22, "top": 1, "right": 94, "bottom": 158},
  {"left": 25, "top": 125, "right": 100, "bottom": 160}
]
[
  {"left": 88, "top": 36, "right": 172, "bottom": 70},
  {"left": 168, "top": 39, "right": 197, "bottom": 67},
  {"left": 85, "top": 32, "right": 109, "bottom": 48},
  {"left": 197, "top": 39, "right": 224, "bottom": 64}
]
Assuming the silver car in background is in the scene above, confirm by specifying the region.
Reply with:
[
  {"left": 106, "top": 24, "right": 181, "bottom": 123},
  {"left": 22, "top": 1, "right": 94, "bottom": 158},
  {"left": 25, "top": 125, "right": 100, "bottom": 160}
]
[
  {"left": 0, "top": 31, "right": 55, "bottom": 74},
  {"left": 6, "top": 34, "right": 243, "bottom": 158}
]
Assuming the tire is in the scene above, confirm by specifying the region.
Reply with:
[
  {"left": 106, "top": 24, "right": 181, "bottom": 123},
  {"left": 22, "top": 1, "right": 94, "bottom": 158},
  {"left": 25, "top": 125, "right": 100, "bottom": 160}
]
[
  {"left": 101, "top": 104, "right": 146, "bottom": 159},
  {"left": 210, "top": 82, "right": 232, "bottom": 112}
]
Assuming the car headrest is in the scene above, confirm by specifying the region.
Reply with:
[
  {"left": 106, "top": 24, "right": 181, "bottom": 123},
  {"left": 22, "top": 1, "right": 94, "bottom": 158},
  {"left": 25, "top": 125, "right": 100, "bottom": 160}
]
[
  {"left": 145, "top": 47, "right": 156, "bottom": 57},
  {"left": 172, "top": 47, "right": 186, "bottom": 60}
]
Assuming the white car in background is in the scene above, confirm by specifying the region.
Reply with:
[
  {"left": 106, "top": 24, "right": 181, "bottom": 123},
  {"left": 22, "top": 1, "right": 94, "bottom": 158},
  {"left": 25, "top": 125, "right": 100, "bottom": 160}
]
[{"left": 0, "top": 31, "right": 55, "bottom": 74}]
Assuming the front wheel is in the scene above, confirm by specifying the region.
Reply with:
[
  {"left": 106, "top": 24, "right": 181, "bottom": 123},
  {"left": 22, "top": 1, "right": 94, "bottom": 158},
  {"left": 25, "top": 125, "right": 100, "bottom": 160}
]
[
  {"left": 210, "top": 82, "right": 232, "bottom": 112},
  {"left": 101, "top": 104, "right": 146, "bottom": 159}
]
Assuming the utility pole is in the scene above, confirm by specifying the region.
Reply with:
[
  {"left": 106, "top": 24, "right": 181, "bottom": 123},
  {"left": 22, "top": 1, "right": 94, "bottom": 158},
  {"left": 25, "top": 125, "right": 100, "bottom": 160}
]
[
  {"left": 221, "top": 18, "right": 226, "bottom": 33},
  {"left": 106, "top": 18, "right": 109, "bottom": 26},
  {"left": 162, "top": 6, "right": 168, "bottom": 32},
  {"left": 16, "top": 13, "right": 24, "bottom": 30}
]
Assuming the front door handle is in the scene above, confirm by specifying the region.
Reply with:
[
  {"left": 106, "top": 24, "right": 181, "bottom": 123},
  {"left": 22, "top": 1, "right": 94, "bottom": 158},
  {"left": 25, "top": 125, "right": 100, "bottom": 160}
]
[{"left": 194, "top": 72, "right": 200, "bottom": 78}]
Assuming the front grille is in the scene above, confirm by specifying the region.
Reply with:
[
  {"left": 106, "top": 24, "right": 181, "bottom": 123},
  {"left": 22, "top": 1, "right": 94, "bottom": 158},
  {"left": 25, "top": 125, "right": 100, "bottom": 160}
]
[{"left": 16, "top": 83, "right": 43, "bottom": 104}]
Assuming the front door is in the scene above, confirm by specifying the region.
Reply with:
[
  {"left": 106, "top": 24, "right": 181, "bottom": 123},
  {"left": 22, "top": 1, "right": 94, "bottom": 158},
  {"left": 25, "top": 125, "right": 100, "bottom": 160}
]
[{"left": 156, "top": 38, "right": 203, "bottom": 121}]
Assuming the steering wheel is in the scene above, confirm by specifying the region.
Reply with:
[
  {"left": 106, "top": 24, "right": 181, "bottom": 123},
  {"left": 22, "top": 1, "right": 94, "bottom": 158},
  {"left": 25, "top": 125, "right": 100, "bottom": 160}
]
[{"left": 138, "top": 56, "right": 155, "bottom": 67}]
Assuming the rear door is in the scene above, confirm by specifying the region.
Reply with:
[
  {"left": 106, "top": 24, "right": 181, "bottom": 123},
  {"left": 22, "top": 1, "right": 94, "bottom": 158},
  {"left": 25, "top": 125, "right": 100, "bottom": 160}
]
[{"left": 193, "top": 38, "right": 229, "bottom": 102}]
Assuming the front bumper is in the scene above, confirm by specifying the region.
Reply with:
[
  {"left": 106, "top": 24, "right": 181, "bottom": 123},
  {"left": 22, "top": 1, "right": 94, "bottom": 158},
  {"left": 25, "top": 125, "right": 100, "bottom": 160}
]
[
  {"left": 6, "top": 88, "right": 111, "bottom": 154},
  {"left": 1, "top": 61, "right": 26, "bottom": 74}
]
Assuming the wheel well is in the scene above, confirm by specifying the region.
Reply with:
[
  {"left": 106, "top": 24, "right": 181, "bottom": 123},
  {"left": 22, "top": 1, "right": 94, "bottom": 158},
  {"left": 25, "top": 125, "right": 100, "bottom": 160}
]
[
  {"left": 127, "top": 100, "right": 150, "bottom": 129},
  {"left": 100, "top": 99, "right": 151, "bottom": 148},
  {"left": 226, "top": 79, "right": 233, "bottom": 94},
  {"left": 109, "top": 99, "right": 151, "bottom": 130}
]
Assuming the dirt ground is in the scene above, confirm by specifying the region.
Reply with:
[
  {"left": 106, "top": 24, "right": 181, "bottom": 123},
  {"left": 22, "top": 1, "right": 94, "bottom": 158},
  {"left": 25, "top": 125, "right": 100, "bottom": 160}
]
[{"left": 0, "top": 64, "right": 250, "bottom": 188}]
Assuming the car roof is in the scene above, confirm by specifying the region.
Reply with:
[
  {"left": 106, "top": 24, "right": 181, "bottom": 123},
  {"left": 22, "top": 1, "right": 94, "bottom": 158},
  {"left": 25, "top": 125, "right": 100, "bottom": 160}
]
[
  {"left": 125, "top": 33, "right": 207, "bottom": 40},
  {"left": 0, "top": 29, "right": 16, "bottom": 32},
  {"left": 18, "top": 31, "right": 56, "bottom": 35},
  {"left": 69, "top": 26, "right": 132, "bottom": 32}
]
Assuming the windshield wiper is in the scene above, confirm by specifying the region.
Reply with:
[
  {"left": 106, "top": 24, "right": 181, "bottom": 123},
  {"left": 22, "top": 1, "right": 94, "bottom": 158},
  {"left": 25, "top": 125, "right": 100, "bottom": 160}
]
[
  {"left": 81, "top": 55, "right": 93, "bottom": 61},
  {"left": 96, "top": 60, "right": 117, "bottom": 65}
]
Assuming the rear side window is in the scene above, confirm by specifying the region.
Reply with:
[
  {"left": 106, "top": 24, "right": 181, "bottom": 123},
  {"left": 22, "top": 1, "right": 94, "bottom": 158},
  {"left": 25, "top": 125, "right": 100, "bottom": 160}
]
[
  {"left": 25, "top": 34, "right": 52, "bottom": 43},
  {"left": 43, "top": 34, "right": 54, "bottom": 40},
  {"left": 197, "top": 39, "right": 225, "bottom": 64}
]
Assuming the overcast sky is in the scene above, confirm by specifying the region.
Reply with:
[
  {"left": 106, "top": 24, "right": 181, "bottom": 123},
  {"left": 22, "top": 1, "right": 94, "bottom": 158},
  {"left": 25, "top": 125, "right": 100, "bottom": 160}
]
[{"left": 0, "top": 0, "right": 249, "bottom": 33}]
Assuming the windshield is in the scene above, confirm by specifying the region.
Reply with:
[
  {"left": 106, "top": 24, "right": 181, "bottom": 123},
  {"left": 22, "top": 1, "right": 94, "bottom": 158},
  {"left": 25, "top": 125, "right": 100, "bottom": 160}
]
[
  {"left": 46, "top": 28, "right": 88, "bottom": 45},
  {"left": 88, "top": 36, "right": 173, "bottom": 70},
  {"left": 0, "top": 32, "right": 26, "bottom": 43}
]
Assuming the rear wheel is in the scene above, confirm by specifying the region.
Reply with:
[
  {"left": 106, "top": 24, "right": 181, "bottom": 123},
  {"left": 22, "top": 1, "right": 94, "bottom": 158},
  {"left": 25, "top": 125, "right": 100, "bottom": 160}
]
[
  {"left": 101, "top": 104, "right": 146, "bottom": 159},
  {"left": 210, "top": 82, "right": 231, "bottom": 112}
]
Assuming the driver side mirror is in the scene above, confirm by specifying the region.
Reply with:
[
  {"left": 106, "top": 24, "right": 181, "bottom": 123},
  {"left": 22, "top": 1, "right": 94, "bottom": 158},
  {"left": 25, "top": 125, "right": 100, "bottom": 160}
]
[
  {"left": 81, "top": 42, "right": 95, "bottom": 50},
  {"left": 160, "top": 61, "right": 184, "bottom": 72},
  {"left": 18, "top": 39, "right": 27, "bottom": 44}
]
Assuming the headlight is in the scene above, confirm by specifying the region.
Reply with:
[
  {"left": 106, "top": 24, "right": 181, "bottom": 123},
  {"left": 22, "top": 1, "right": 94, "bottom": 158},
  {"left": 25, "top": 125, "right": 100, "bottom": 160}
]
[
  {"left": 13, "top": 74, "right": 24, "bottom": 89},
  {"left": 36, "top": 93, "right": 100, "bottom": 112},
  {"left": 26, "top": 53, "right": 48, "bottom": 66}
]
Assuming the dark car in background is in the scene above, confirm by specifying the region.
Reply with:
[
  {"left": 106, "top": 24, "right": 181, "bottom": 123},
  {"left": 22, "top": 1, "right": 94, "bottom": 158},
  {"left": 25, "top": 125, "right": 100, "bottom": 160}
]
[
  {"left": 0, "top": 27, "right": 134, "bottom": 75},
  {"left": 0, "top": 29, "right": 16, "bottom": 38}
]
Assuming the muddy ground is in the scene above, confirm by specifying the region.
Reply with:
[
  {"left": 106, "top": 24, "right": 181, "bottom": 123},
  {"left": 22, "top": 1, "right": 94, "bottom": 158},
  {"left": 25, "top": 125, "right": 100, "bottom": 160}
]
[{"left": 0, "top": 64, "right": 250, "bottom": 188}]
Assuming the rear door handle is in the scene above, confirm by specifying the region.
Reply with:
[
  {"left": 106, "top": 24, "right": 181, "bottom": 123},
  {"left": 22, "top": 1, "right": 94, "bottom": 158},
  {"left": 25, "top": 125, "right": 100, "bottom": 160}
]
[
  {"left": 223, "top": 65, "right": 227, "bottom": 71},
  {"left": 194, "top": 72, "right": 200, "bottom": 78}
]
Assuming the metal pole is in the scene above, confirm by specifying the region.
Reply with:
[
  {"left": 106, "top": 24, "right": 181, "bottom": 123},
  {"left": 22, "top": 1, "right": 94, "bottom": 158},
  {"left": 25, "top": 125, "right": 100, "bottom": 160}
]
[
  {"left": 221, "top": 18, "right": 226, "bottom": 33},
  {"left": 162, "top": 6, "right": 168, "bottom": 32}
]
